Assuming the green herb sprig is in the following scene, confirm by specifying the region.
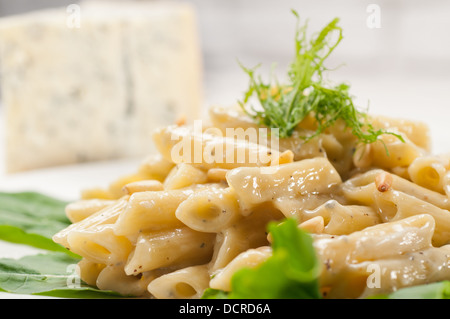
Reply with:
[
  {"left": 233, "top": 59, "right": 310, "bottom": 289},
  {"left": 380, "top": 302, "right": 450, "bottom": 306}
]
[{"left": 239, "top": 10, "right": 404, "bottom": 147}]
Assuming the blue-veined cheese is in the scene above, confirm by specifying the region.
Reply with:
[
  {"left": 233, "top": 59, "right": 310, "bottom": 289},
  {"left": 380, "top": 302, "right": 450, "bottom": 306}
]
[{"left": 0, "top": 1, "right": 203, "bottom": 173}]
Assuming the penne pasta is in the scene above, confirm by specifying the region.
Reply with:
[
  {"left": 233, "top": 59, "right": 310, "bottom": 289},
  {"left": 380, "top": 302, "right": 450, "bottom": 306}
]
[
  {"left": 53, "top": 197, "right": 129, "bottom": 248},
  {"left": 124, "top": 227, "right": 216, "bottom": 275},
  {"left": 152, "top": 124, "right": 290, "bottom": 170},
  {"left": 122, "top": 180, "right": 164, "bottom": 195},
  {"left": 209, "top": 246, "right": 272, "bottom": 292},
  {"left": 65, "top": 199, "right": 116, "bottom": 223},
  {"left": 226, "top": 157, "right": 342, "bottom": 214},
  {"left": 96, "top": 264, "right": 157, "bottom": 297},
  {"left": 314, "top": 214, "right": 437, "bottom": 298},
  {"left": 175, "top": 187, "right": 241, "bottom": 233},
  {"left": 163, "top": 163, "right": 208, "bottom": 190},
  {"left": 208, "top": 203, "right": 283, "bottom": 272},
  {"left": 66, "top": 224, "right": 133, "bottom": 264},
  {"left": 408, "top": 154, "right": 450, "bottom": 194},
  {"left": 113, "top": 189, "right": 194, "bottom": 237},
  {"left": 52, "top": 102, "right": 450, "bottom": 299},
  {"left": 147, "top": 264, "right": 211, "bottom": 299}
]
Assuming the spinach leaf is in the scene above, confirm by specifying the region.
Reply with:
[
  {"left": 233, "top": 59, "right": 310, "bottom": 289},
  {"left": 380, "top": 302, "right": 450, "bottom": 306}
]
[
  {"left": 0, "top": 192, "right": 73, "bottom": 254},
  {"left": 0, "top": 252, "right": 123, "bottom": 298}
]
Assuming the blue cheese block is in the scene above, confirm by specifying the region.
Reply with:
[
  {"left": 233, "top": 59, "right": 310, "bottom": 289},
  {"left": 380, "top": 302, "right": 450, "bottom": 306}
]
[{"left": 0, "top": 1, "right": 203, "bottom": 173}]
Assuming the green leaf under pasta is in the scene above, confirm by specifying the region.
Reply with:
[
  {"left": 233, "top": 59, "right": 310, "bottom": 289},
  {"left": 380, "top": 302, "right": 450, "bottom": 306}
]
[
  {"left": 0, "top": 191, "right": 73, "bottom": 254},
  {"left": 0, "top": 252, "right": 123, "bottom": 298}
]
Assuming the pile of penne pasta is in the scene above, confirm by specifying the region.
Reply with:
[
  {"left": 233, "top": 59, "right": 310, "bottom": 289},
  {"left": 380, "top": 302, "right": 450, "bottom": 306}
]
[{"left": 53, "top": 106, "right": 450, "bottom": 298}]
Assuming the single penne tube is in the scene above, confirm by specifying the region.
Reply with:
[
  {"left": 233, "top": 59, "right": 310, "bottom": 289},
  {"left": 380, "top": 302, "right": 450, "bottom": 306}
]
[
  {"left": 357, "top": 245, "right": 450, "bottom": 299},
  {"left": 122, "top": 180, "right": 164, "bottom": 195},
  {"left": 303, "top": 200, "right": 380, "bottom": 235},
  {"left": 365, "top": 133, "right": 425, "bottom": 169},
  {"left": 272, "top": 194, "right": 336, "bottom": 221},
  {"left": 209, "top": 246, "right": 272, "bottom": 292},
  {"left": 96, "top": 264, "right": 158, "bottom": 297},
  {"left": 53, "top": 197, "right": 129, "bottom": 248},
  {"left": 313, "top": 214, "right": 435, "bottom": 273},
  {"left": 408, "top": 154, "right": 450, "bottom": 194},
  {"left": 175, "top": 187, "right": 241, "bottom": 233},
  {"left": 113, "top": 189, "right": 194, "bottom": 237},
  {"left": 163, "top": 163, "right": 208, "bottom": 190},
  {"left": 350, "top": 214, "right": 435, "bottom": 260},
  {"left": 147, "top": 264, "right": 210, "bottom": 299},
  {"left": 65, "top": 199, "right": 116, "bottom": 223},
  {"left": 124, "top": 227, "right": 215, "bottom": 275},
  {"left": 323, "top": 244, "right": 450, "bottom": 299},
  {"left": 226, "top": 157, "right": 342, "bottom": 213},
  {"left": 66, "top": 224, "right": 133, "bottom": 265}
]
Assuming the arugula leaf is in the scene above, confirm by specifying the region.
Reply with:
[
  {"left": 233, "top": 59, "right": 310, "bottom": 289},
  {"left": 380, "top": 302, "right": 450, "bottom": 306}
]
[
  {"left": 201, "top": 288, "right": 230, "bottom": 299},
  {"left": 239, "top": 11, "right": 404, "bottom": 148},
  {"left": 371, "top": 281, "right": 450, "bottom": 299},
  {"left": 0, "top": 192, "right": 129, "bottom": 298},
  {"left": 0, "top": 252, "right": 123, "bottom": 298},
  {"left": 202, "top": 218, "right": 322, "bottom": 299},
  {"left": 0, "top": 192, "right": 74, "bottom": 255}
]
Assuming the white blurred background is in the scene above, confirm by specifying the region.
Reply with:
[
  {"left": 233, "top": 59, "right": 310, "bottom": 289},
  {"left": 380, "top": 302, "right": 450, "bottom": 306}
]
[{"left": 0, "top": 0, "right": 449, "bottom": 196}]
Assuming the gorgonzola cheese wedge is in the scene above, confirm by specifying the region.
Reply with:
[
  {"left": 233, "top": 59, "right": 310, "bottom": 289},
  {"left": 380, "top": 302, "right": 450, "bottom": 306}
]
[{"left": 0, "top": 1, "right": 203, "bottom": 172}]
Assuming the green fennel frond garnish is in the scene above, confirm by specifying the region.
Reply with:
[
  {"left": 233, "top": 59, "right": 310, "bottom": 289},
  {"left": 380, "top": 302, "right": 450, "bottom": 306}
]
[{"left": 238, "top": 10, "right": 404, "bottom": 148}]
